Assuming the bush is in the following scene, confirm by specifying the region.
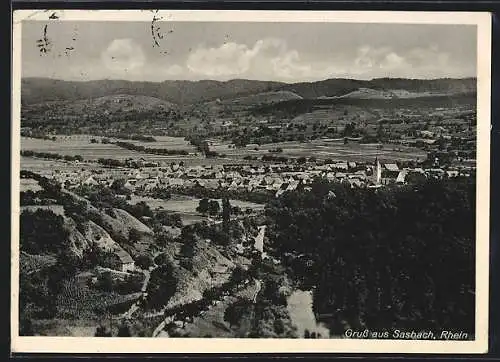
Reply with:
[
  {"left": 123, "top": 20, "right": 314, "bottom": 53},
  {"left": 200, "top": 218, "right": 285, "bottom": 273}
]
[
  {"left": 135, "top": 254, "right": 154, "bottom": 269},
  {"left": 20, "top": 209, "right": 70, "bottom": 254},
  {"left": 145, "top": 263, "right": 177, "bottom": 310}
]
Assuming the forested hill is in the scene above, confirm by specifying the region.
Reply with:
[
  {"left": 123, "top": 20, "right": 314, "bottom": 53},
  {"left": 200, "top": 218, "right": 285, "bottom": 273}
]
[
  {"left": 21, "top": 77, "right": 476, "bottom": 106},
  {"left": 265, "top": 177, "right": 475, "bottom": 337}
]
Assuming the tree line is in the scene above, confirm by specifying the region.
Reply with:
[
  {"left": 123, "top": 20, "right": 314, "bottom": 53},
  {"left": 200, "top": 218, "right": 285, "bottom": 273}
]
[
  {"left": 21, "top": 150, "right": 83, "bottom": 162},
  {"left": 114, "top": 141, "right": 189, "bottom": 156}
]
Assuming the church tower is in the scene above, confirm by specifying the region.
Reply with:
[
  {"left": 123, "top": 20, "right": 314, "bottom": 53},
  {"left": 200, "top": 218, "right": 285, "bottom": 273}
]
[{"left": 374, "top": 157, "right": 382, "bottom": 186}]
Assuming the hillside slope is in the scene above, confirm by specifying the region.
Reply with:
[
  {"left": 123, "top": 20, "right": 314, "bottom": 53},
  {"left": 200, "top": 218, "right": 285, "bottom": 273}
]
[
  {"left": 280, "top": 77, "right": 476, "bottom": 99},
  {"left": 21, "top": 77, "right": 476, "bottom": 106},
  {"left": 21, "top": 78, "right": 283, "bottom": 105},
  {"left": 22, "top": 94, "right": 177, "bottom": 120}
]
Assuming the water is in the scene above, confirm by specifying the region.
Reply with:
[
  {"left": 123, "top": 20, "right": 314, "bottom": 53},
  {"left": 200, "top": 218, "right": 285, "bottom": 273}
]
[{"left": 286, "top": 290, "right": 330, "bottom": 338}]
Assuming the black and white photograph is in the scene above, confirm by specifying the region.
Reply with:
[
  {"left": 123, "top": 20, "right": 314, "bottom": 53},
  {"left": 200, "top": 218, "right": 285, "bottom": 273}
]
[{"left": 11, "top": 10, "right": 491, "bottom": 354}]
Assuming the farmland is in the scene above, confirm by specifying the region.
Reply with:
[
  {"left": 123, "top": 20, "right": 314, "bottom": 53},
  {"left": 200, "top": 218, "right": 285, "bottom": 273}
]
[
  {"left": 130, "top": 194, "right": 264, "bottom": 213},
  {"left": 127, "top": 136, "right": 196, "bottom": 151},
  {"left": 129, "top": 194, "right": 265, "bottom": 225},
  {"left": 22, "top": 132, "right": 427, "bottom": 166},
  {"left": 22, "top": 136, "right": 145, "bottom": 161},
  {"left": 209, "top": 138, "right": 427, "bottom": 163},
  {"left": 20, "top": 136, "right": 252, "bottom": 166},
  {"left": 20, "top": 178, "right": 43, "bottom": 192}
]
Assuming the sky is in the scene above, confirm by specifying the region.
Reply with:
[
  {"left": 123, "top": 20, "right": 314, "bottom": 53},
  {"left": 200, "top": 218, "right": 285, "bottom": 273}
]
[{"left": 21, "top": 21, "right": 477, "bottom": 83}]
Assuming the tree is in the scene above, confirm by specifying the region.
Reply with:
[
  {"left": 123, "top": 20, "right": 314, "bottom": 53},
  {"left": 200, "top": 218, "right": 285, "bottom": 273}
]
[
  {"left": 117, "top": 323, "right": 132, "bottom": 337},
  {"left": 95, "top": 324, "right": 113, "bottom": 337},
  {"left": 19, "top": 318, "right": 34, "bottom": 336},
  {"left": 129, "top": 229, "right": 142, "bottom": 243},
  {"left": 274, "top": 319, "right": 285, "bottom": 335},
  {"left": 20, "top": 209, "right": 69, "bottom": 254},
  {"left": 229, "top": 265, "right": 247, "bottom": 288},
  {"left": 376, "top": 123, "right": 385, "bottom": 141},
  {"left": 208, "top": 200, "right": 220, "bottom": 216},
  {"left": 135, "top": 254, "right": 154, "bottom": 269},
  {"left": 95, "top": 271, "right": 113, "bottom": 292},
  {"left": 222, "top": 198, "right": 231, "bottom": 234},
  {"left": 155, "top": 231, "right": 173, "bottom": 248},
  {"left": 145, "top": 262, "right": 178, "bottom": 310},
  {"left": 196, "top": 198, "right": 210, "bottom": 215},
  {"left": 224, "top": 299, "right": 253, "bottom": 328},
  {"left": 110, "top": 179, "right": 129, "bottom": 194}
]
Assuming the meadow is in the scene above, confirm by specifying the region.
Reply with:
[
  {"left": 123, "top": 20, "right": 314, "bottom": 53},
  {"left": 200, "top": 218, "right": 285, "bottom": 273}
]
[
  {"left": 20, "top": 178, "right": 43, "bottom": 192},
  {"left": 20, "top": 136, "right": 251, "bottom": 166},
  {"left": 127, "top": 136, "right": 195, "bottom": 151},
  {"left": 130, "top": 194, "right": 264, "bottom": 212},
  {"left": 21, "top": 133, "right": 426, "bottom": 167},
  {"left": 129, "top": 194, "right": 265, "bottom": 225},
  {"left": 21, "top": 136, "right": 141, "bottom": 161},
  {"left": 210, "top": 138, "right": 427, "bottom": 163},
  {"left": 20, "top": 156, "right": 91, "bottom": 174}
]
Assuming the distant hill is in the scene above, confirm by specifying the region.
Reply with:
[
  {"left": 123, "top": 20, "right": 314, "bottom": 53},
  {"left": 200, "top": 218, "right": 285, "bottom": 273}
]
[
  {"left": 21, "top": 78, "right": 283, "bottom": 106},
  {"left": 26, "top": 94, "right": 176, "bottom": 114},
  {"left": 281, "top": 77, "right": 476, "bottom": 99},
  {"left": 251, "top": 92, "right": 477, "bottom": 119},
  {"left": 227, "top": 90, "right": 303, "bottom": 106},
  {"left": 21, "top": 77, "right": 476, "bottom": 106},
  {"left": 336, "top": 87, "right": 464, "bottom": 100},
  {"left": 21, "top": 94, "right": 179, "bottom": 124}
]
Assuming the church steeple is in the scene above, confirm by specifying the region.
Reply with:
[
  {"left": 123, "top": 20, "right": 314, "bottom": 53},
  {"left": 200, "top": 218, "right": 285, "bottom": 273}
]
[{"left": 374, "top": 157, "right": 381, "bottom": 186}]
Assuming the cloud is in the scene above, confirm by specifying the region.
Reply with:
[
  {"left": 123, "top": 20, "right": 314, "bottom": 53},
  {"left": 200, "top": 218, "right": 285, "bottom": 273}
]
[
  {"left": 186, "top": 41, "right": 258, "bottom": 77},
  {"left": 161, "top": 64, "right": 184, "bottom": 77},
  {"left": 186, "top": 38, "right": 332, "bottom": 81},
  {"left": 351, "top": 45, "right": 472, "bottom": 79},
  {"left": 184, "top": 39, "right": 473, "bottom": 81},
  {"left": 101, "top": 39, "right": 146, "bottom": 74}
]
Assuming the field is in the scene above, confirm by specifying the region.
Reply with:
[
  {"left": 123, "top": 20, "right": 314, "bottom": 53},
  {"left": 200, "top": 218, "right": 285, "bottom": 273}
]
[
  {"left": 20, "top": 157, "right": 109, "bottom": 176},
  {"left": 20, "top": 178, "right": 43, "bottom": 192},
  {"left": 210, "top": 138, "right": 427, "bottom": 163},
  {"left": 129, "top": 194, "right": 264, "bottom": 225},
  {"left": 21, "top": 136, "right": 142, "bottom": 161},
  {"left": 127, "top": 136, "right": 195, "bottom": 151},
  {"left": 20, "top": 133, "right": 427, "bottom": 166},
  {"left": 130, "top": 194, "right": 264, "bottom": 212},
  {"left": 21, "top": 136, "right": 255, "bottom": 166},
  {"left": 56, "top": 276, "right": 142, "bottom": 319}
]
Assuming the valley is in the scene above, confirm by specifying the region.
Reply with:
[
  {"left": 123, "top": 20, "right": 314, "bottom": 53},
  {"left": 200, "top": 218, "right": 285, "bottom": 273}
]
[{"left": 18, "top": 76, "right": 477, "bottom": 339}]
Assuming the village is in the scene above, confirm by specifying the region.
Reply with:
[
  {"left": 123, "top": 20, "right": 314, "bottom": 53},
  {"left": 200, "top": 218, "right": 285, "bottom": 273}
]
[{"left": 35, "top": 155, "right": 475, "bottom": 197}]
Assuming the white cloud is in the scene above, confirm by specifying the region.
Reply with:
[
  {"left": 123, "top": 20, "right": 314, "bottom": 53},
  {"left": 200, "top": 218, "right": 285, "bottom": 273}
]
[
  {"left": 162, "top": 64, "right": 184, "bottom": 77},
  {"left": 52, "top": 38, "right": 473, "bottom": 82},
  {"left": 186, "top": 38, "right": 337, "bottom": 81},
  {"left": 186, "top": 41, "right": 258, "bottom": 77},
  {"left": 184, "top": 38, "right": 471, "bottom": 82},
  {"left": 349, "top": 44, "right": 473, "bottom": 79},
  {"left": 101, "top": 38, "right": 146, "bottom": 74}
]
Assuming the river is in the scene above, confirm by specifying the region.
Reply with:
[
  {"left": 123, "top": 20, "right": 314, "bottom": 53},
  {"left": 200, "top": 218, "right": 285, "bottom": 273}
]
[{"left": 286, "top": 290, "right": 330, "bottom": 338}]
